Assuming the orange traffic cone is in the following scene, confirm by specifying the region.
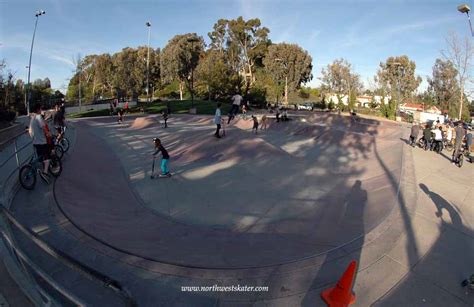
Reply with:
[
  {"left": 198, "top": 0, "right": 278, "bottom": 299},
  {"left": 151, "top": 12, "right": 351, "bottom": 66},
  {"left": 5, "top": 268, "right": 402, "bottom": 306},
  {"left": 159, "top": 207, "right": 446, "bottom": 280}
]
[{"left": 321, "top": 260, "right": 357, "bottom": 307}]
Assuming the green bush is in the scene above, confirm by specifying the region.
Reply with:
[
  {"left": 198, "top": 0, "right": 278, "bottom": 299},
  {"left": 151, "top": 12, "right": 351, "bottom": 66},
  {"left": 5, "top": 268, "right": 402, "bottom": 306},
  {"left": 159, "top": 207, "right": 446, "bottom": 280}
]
[
  {"left": 0, "top": 108, "right": 16, "bottom": 122},
  {"left": 247, "top": 86, "right": 267, "bottom": 108}
]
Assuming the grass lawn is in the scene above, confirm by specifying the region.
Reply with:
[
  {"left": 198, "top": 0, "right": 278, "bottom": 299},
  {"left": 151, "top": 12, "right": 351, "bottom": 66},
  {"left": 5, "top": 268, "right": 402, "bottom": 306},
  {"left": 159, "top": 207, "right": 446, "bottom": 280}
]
[{"left": 67, "top": 100, "right": 232, "bottom": 118}]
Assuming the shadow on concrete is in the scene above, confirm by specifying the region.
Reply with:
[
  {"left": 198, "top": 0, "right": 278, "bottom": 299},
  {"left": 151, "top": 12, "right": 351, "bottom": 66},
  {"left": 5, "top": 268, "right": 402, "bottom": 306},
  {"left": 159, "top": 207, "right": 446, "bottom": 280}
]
[
  {"left": 10, "top": 113, "right": 410, "bottom": 305},
  {"left": 374, "top": 183, "right": 474, "bottom": 306}
]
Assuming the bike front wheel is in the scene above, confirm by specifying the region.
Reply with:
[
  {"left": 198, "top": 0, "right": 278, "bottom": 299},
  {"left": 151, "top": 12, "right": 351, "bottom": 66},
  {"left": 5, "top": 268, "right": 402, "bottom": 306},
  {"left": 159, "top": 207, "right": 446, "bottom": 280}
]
[
  {"left": 59, "top": 137, "right": 70, "bottom": 152},
  {"left": 19, "top": 164, "right": 36, "bottom": 190}
]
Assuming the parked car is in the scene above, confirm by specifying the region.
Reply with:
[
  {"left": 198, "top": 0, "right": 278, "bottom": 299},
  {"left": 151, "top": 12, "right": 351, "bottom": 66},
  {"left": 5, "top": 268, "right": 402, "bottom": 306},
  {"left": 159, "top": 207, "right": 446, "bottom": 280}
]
[{"left": 297, "top": 103, "right": 313, "bottom": 111}]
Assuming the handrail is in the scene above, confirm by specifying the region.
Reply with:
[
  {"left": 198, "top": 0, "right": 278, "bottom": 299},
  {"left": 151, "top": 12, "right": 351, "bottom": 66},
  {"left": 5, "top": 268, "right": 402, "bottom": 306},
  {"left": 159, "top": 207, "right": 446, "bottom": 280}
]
[
  {"left": 0, "top": 131, "right": 31, "bottom": 169},
  {"left": 0, "top": 122, "right": 136, "bottom": 307},
  {"left": 0, "top": 127, "right": 29, "bottom": 149},
  {"left": 0, "top": 206, "right": 136, "bottom": 306},
  {"left": 0, "top": 230, "right": 86, "bottom": 306}
]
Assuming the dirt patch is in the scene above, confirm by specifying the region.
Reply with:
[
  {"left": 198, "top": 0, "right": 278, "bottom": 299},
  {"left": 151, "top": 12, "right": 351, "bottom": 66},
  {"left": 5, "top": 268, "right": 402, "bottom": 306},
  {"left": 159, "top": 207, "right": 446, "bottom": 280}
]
[{"left": 130, "top": 116, "right": 156, "bottom": 129}]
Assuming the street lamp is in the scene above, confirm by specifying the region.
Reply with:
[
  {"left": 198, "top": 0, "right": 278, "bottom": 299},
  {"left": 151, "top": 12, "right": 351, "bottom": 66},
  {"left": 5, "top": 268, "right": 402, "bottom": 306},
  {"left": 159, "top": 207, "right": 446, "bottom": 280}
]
[
  {"left": 187, "top": 36, "right": 199, "bottom": 108},
  {"left": 458, "top": 4, "right": 474, "bottom": 37},
  {"left": 145, "top": 21, "right": 152, "bottom": 102},
  {"left": 275, "top": 58, "right": 289, "bottom": 105},
  {"left": 26, "top": 9, "right": 46, "bottom": 115}
]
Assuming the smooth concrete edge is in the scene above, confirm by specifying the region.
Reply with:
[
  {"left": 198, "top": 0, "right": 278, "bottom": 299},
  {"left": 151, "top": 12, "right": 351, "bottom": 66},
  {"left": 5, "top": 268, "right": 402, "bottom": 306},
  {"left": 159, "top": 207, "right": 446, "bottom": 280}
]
[{"left": 49, "top": 120, "right": 410, "bottom": 280}]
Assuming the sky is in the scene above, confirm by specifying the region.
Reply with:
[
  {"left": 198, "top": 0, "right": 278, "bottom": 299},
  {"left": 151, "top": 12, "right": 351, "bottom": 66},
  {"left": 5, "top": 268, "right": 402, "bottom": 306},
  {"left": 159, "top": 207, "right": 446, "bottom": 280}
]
[{"left": 1, "top": 0, "right": 473, "bottom": 94}]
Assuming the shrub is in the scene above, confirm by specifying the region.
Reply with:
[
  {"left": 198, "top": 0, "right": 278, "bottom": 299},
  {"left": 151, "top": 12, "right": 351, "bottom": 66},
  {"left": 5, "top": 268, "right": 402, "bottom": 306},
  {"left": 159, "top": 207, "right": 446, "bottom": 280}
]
[{"left": 0, "top": 108, "right": 16, "bottom": 123}]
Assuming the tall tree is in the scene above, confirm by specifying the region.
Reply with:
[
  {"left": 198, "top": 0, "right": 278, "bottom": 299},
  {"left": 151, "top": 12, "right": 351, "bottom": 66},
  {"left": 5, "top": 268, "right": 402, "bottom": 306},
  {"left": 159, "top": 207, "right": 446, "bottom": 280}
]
[
  {"left": 441, "top": 32, "right": 473, "bottom": 120},
  {"left": 161, "top": 33, "right": 204, "bottom": 100},
  {"left": 320, "top": 58, "right": 362, "bottom": 108},
  {"left": 195, "top": 49, "right": 234, "bottom": 100},
  {"left": 263, "top": 43, "right": 313, "bottom": 105},
  {"left": 209, "top": 17, "right": 270, "bottom": 92},
  {"left": 376, "top": 55, "right": 422, "bottom": 104},
  {"left": 427, "top": 58, "right": 459, "bottom": 116}
]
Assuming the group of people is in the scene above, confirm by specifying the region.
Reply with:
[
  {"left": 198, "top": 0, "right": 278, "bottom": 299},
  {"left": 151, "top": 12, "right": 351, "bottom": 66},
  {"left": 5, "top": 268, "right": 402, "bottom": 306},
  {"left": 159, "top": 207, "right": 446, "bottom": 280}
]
[
  {"left": 213, "top": 94, "right": 295, "bottom": 138},
  {"left": 109, "top": 99, "right": 130, "bottom": 124},
  {"left": 28, "top": 103, "right": 66, "bottom": 184},
  {"left": 409, "top": 120, "right": 472, "bottom": 164}
]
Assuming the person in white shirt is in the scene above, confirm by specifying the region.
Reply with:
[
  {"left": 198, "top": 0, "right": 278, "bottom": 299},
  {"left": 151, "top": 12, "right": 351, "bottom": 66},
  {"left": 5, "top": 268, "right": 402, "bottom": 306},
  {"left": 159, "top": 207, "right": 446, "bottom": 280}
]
[
  {"left": 228, "top": 93, "right": 243, "bottom": 124},
  {"left": 29, "top": 104, "right": 51, "bottom": 183},
  {"left": 431, "top": 126, "right": 443, "bottom": 153},
  {"left": 214, "top": 103, "right": 222, "bottom": 138}
]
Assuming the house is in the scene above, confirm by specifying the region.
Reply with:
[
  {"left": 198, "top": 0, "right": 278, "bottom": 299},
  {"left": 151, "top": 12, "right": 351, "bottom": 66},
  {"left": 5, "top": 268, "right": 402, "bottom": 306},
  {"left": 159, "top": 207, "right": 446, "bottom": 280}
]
[
  {"left": 324, "top": 94, "right": 390, "bottom": 107},
  {"left": 356, "top": 95, "right": 391, "bottom": 108},
  {"left": 399, "top": 103, "right": 441, "bottom": 115}
]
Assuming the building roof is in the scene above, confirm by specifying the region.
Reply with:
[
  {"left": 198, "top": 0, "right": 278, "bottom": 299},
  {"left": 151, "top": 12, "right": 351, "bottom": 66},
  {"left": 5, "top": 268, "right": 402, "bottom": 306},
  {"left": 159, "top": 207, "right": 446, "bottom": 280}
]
[{"left": 400, "top": 103, "right": 441, "bottom": 114}]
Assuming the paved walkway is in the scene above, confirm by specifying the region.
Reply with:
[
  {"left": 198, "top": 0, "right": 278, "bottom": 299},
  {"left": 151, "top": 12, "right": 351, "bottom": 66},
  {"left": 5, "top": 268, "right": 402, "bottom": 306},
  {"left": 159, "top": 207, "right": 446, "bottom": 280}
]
[{"left": 8, "top": 113, "right": 474, "bottom": 306}]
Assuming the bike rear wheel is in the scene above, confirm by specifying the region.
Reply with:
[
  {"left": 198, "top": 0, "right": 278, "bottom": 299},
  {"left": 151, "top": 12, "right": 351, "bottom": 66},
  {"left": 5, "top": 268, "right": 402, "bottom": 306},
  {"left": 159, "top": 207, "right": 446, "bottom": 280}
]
[
  {"left": 49, "top": 156, "right": 62, "bottom": 177},
  {"left": 19, "top": 164, "right": 36, "bottom": 190}
]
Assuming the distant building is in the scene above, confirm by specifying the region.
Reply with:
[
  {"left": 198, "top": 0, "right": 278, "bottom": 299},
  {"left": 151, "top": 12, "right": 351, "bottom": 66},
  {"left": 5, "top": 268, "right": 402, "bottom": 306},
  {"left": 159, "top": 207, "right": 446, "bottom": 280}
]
[
  {"left": 324, "top": 94, "right": 390, "bottom": 107},
  {"left": 399, "top": 103, "right": 441, "bottom": 115},
  {"left": 357, "top": 95, "right": 390, "bottom": 108}
]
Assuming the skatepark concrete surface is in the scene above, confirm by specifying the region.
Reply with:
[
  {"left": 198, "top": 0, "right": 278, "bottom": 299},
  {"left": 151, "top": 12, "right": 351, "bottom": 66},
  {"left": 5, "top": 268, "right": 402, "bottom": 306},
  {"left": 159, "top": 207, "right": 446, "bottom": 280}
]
[{"left": 8, "top": 111, "right": 474, "bottom": 306}]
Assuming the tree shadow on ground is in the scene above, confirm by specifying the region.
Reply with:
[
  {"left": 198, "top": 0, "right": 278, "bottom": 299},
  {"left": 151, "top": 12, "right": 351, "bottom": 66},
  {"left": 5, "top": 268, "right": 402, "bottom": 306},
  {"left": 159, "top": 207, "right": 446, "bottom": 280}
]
[{"left": 11, "top": 113, "right": 410, "bottom": 305}]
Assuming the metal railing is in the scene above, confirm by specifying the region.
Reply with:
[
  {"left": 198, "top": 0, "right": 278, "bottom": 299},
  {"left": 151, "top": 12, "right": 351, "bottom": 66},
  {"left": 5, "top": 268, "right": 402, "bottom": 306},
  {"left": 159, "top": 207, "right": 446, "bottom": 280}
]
[{"left": 0, "top": 121, "right": 135, "bottom": 306}]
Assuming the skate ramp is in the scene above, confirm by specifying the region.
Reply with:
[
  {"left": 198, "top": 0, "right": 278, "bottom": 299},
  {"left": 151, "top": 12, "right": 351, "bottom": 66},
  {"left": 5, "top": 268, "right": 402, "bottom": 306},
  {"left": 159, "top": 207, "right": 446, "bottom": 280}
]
[{"left": 54, "top": 115, "right": 404, "bottom": 268}]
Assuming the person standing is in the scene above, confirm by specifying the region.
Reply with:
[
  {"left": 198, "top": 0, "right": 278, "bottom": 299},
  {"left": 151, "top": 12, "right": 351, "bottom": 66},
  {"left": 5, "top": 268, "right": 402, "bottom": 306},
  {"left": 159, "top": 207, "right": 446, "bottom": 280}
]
[
  {"left": 261, "top": 114, "right": 268, "bottom": 130},
  {"left": 452, "top": 122, "right": 466, "bottom": 163},
  {"left": 422, "top": 124, "right": 432, "bottom": 151},
  {"left": 214, "top": 103, "right": 222, "bottom": 138},
  {"left": 251, "top": 115, "right": 259, "bottom": 134},
  {"left": 446, "top": 124, "right": 453, "bottom": 146},
  {"left": 431, "top": 126, "right": 443, "bottom": 153},
  {"left": 466, "top": 131, "right": 472, "bottom": 154},
  {"left": 162, "top": 109, "right": 169, "bottom": 128},
  {"left": 409, "top": 123, "right": 420, "bottom": 147},
  {"left": 29, "top": 104, "right": 51, "bottom": 184}
]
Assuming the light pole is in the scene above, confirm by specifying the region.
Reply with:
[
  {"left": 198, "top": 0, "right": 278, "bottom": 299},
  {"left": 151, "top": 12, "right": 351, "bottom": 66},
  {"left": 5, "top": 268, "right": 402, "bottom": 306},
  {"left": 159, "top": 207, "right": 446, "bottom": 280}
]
[
  {"left": 24, "top": 66, "right": 29, "bottom": 111},
  {"left": 458, "top": 4, "right": 474, "bottom": 37},
  {"left": 275, "top": 58, "right": 289, "bottom": 105},
  {"left": 187, "top": 36, "right": 199, "bottom": 108},
  {"left": 145, "top": 21, "right": 152, "bottom": 103},
  {"left": 457, "top": 4, "right": 472, "bottom": 121},
  {"left": 26, "top": 9, "right": 46, "bottom": 115}
]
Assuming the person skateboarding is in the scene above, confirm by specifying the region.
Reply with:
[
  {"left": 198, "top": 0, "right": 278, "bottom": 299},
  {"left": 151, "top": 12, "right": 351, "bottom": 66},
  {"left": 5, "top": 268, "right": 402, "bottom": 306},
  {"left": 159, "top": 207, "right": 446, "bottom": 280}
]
[
  {"left": 162, "top": 109, "right": 169, "bottom": 128},
  {"left": 228, "top": 93, "right": 243, "bottom": 124}
]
